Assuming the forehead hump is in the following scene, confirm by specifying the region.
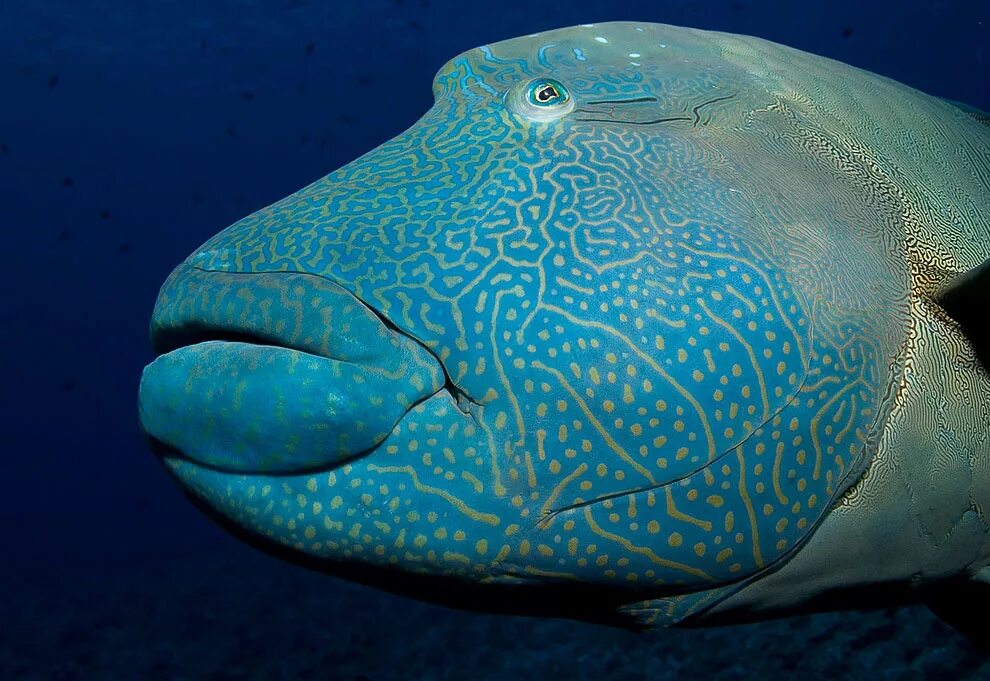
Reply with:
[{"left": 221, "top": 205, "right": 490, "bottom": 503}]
[{"left": 432, "top": 22, "right": 733, "bottom": 100}]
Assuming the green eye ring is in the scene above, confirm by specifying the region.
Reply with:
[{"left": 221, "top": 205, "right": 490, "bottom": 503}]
[
  {"left": 506, "top": 78, "right": 575, "bottom": 121},
  {"left": 527, "top": 79, "right": 570, "bottom": 108}
]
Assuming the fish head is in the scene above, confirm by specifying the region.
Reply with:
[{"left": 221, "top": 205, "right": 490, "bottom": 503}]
[{"left": 139, "top": 22, "right": 907, "bottom": 625}]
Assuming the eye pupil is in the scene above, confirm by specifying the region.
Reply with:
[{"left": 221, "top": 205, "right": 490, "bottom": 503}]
[{"left": 537, "top": 85, "right": 558, "bottom": 102}]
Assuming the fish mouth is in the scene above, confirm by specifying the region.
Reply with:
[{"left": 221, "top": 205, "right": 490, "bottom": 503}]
[{"left": 138, "top": 263, "right": 445, "bottom": 474}]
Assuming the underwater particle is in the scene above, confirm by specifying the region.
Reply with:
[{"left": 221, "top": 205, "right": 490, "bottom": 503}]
[
  {"left": 407, "top": 19, "right": 426, "bottom": 32},
  {"left": 225, "top": 125, "right": 237, "bottom": 137},
  {"left": 119, "top": 242, "right": 133, "bottom": 254},
  {"left": 841, "top": 27, "right": 854, "bottom": 38},
  {"left": 192, "top": 192, "right": 203, "bottom": 204},
  {"left": 242, "top": 91, "right": 255, "bottom": 101},
  {"left": 339, "top": 113, "right": 354, "bottom": 125},
  {"left": 61, "top": 378, "right": 77, "bottom": 392},
  {"left": 304, "top": 42, "right": 316, "bottom": 56},
  {"left": 200, "top": 39, "right": 208, "bottom": 50},
  {"left": 48, "top": 74, "right": 59, "bottom": 88},
  {"left": 57, "top": 228, "right": 70, "bottom": 241},
  {"left": 0, "top": 142, "right": 8, "bottom": 155},
  {"left": 61, "top": 176, "right": 73, "bottom": 187},
  {"left": 730, "top": 1, "right": 746, "bottom": 9},
  {"left": 99, "top": 209, "right": 110, "bottom": 220},
  {"left": 358, "top": 75, "right": 372, "bottom": 86}
]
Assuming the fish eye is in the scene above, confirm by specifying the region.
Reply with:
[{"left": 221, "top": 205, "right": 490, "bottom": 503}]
[
  {"left": 506, "top": 78, "right": 575, "bottom": 121},
  {"left": 528, "top": 80, "right": 569, "bottom": 107}
]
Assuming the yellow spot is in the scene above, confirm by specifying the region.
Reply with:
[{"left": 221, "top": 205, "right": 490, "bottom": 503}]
[{"left": 667, "top": 532, "right": 683, "bottom": 547}]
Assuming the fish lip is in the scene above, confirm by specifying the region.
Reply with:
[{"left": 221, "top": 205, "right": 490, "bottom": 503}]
[
  {"left": 148, "top": 272, "right": 327, "bottom": 360},
  {"left": 140, "top": 263, "right": 452, "bottom": 474},
  {"left": 150, "top": 324, "right": 312, "bottom": 360},
  {"left": 137, "top": 340, "right": 349, "bottom": 473}
]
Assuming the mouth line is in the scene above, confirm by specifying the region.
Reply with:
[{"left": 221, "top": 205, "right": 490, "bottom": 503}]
[
  {"left": 149, "top": 300, "right": 477, "bottom": 420},
  {"left": 151, "top": 319, "right": 327, "bottom": 361}
]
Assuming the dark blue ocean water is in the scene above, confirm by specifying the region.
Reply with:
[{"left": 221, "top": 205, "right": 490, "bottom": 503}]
[{"left": 2, "top": 2, "right": 987, "bottom": 679}]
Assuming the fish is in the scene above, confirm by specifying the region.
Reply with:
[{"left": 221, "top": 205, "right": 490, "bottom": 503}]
[{"left": 138, "top": 21, "right": 990, "bottom": 641}]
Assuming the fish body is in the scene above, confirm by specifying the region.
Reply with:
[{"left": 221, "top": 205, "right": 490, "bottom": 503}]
[{"left": 139, "top": 22, "right": 990, "bottom": 633}]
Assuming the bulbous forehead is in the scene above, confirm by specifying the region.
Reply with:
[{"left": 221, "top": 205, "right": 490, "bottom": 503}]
[{"left": 432, "top": 21, "right": 745, "bottom": 102}]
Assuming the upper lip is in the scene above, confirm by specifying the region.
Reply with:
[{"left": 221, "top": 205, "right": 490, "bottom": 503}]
[{"left": 149, "top": 263, "right": 350, "bottom": 361}]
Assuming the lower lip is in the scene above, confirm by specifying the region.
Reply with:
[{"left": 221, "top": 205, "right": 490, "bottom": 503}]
[{"left": 138, "top": 340, "right": 397, "bottom": 474}]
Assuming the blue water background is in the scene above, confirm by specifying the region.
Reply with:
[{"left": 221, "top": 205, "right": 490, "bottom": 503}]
[{"left": 1, "top": 1, "right": 987, "bottom": 679}]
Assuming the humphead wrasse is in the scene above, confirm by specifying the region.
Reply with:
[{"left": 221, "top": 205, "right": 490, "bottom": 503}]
[{"left": 138, "top": 22, "right": 990, "bottom": 641}]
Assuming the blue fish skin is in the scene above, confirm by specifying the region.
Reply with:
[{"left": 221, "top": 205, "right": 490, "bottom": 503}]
[{"left": 139, "top": 22, "right": 990, "bottom": 627}]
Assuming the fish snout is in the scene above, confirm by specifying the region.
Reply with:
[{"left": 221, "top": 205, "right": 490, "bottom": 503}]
[{"left": 138, "top": 263, "right": 445, "bottom": 473}]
